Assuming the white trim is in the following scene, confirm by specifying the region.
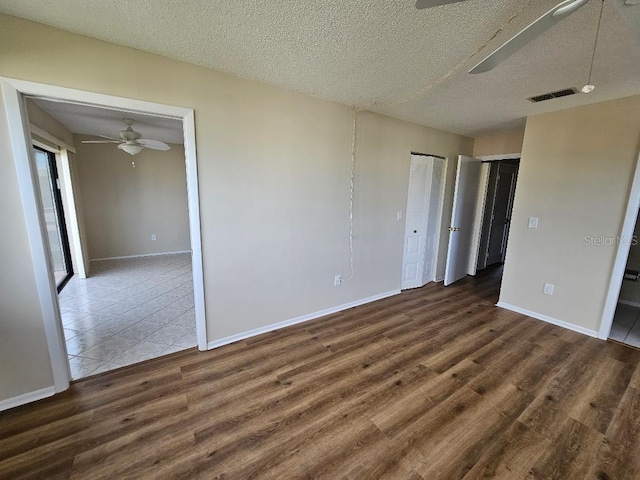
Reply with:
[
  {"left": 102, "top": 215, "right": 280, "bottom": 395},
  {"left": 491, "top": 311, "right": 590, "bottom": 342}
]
[
  {"left": 432, "top": 156, "right": 448, "bottom": 283},
  {"left": 90, "top": 250, "right": 192, "bottom": 262},
  {"left": 600, "top": 153, "right": 640, "bottom": 339},
  {"left": 469, "top": 163, "right": 491, "bottom": 276},
  {"left": 435, "top": 275, "right": 445, "bottom": 282},
  {"left": 32, "top": 138, "right": 59, "bottom": 154},
  {"left": 183, "top": 110, "right": 208, "bottom": 351},
  {"left": 1, "top": 77, "right": 208, "bottom": 400},
  {"left": 29, "top": 124, "right": 76, "bottom": 153},
  {"left": 497, "top": 302, "right": 599, "bottom": 338},
  {"left": 2, "top": 80, "right": 71, "bottom": 394},
  {"left": 617, "top": 299, "right": 640, "bottom": 309},
  {"left": 476, "top": 153, "right": 521, "bottom": 161},
  {"left": 208, "top": 290, "right": 401, "bottom": 350},
  {"left": 0, "top": 386, "right": 56, "bottom": 412},
  {"left": 59, "top": 149, "right": 88, "bottom": 278},
  {"left": 8, "top": 78, "right": 192, "bottom": 119}
]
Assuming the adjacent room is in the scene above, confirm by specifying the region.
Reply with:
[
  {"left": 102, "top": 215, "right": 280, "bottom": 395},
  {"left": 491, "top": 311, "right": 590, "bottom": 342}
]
[
  {"left": 610, "top": 210, "right": 640, "bottom": 347},
  {"left": 2, "top": 0, "right": 640, "bottom": 478},
  {"left": 27, "top": 98, "right": 197, "bottom": 379}
]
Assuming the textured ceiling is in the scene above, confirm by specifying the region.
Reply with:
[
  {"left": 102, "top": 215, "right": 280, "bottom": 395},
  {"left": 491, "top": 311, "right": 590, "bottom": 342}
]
[
  {"left": 33, "top": 99, "right": 184, "bottom": 144},
  {"left": 2, "top": 0, "right": 640, "bottom": 136}
]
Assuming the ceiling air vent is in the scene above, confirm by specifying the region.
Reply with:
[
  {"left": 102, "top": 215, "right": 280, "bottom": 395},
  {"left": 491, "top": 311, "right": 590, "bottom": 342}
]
[{"left": 528, "top": 87, "right": 578, "bottom": 103}]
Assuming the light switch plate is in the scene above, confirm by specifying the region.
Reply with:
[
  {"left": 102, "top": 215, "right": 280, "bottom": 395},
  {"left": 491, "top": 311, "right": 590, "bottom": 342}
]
[
  {"left": 528, "top": 217, "right": 539, "bottom": 229},
  {"left": 397, "top": 211, "right": 403, "bottom": 221},
  {"left": 543, "top": 283, "right": 554, "bottom": 295}
]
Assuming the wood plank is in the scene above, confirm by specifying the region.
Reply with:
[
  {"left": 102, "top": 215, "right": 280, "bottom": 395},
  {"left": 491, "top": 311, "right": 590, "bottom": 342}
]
[
  {"left": 1, "top": 266, "right": 639, "bottom": 479},
  {"left": 586, "top": 386, "right": 640, "bottom": 480},
  {"left": 528, "top": 416, "right": 604, "bottom": 479}
]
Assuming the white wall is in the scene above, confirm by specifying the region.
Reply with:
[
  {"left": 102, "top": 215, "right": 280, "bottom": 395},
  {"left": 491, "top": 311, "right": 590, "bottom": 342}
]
[
  {"left": 0, "top": 14, "right": 473, "bottom": 404},
  {"left": 500, "top": 96, "right": 640, "bottom": 333}
]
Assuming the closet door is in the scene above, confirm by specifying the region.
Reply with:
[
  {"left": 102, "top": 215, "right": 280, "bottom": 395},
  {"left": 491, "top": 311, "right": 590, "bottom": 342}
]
[{"left": 401, "top": 155, "right": 433, "bottom": 290}]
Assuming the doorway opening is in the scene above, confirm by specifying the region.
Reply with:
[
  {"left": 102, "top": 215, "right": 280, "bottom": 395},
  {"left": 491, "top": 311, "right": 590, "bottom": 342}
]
[
  {"left": 606, "top": 197, "right": 640, "bottom": 347},
  {"left": 475, "top": 159, "right": 520, "bottom": 271},
  {"left": 444, "top": 155, "right": 520, "bottom": 286},
  {"left": 2, "top": 77, "right": 206, "bottom": 394},
  {"left": 600, "top": 153, "right": 640, "bottom": 341},
  {"left": 27, "top": 98, "right": 198, "bottom": 380}
]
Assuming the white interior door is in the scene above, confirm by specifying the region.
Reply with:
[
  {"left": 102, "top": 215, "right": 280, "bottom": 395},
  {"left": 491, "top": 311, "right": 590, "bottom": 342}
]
[
  {"left": 421, "top": 158, "right": 445, "bottom": 285},
  {"left": 401, "top": 155, "right": 434, "bottom": 290},
  {"left": 444, "top": 155, "right": 483, "bottom": 286}
]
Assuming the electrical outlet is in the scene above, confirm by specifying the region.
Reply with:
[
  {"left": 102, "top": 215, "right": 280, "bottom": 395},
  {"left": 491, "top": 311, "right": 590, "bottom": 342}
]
[
  {"left": 528, "top": 217, "right": 539, "bottom": 229},
  {"left": 334, "top": 275, "right": 342, "bottom": 286},
  {"left": 543, "top": 283, "right": 554, "bottom": 295},
  {"left": 396, "top": 210, "right": 403, "bottom": 221},
  {"left": 151, "top": 234, "right": 157, "bottom": 241}
]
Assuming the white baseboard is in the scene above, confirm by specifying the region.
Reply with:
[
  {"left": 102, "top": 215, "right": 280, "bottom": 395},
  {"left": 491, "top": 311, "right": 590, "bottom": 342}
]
[
  {"left": 617, "top": 299, "right": 640, "bottom": 309},
  {"left": 496, "top": 302, "right": 599, "bottom": 338},
  {"left": 208, "top": 289, "right": 401, "bottom": 350},
  {"left": 91, "top": 250, "right": 192, "bottom": 262},
  {"left": 0, "top": 386, "right": 56, "bottom": 412}
]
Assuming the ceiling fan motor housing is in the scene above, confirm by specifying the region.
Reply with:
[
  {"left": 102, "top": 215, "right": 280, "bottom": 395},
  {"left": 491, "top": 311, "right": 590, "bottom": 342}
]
[{"left": 119, "top": 126, "right": 142, "bottom": 142}]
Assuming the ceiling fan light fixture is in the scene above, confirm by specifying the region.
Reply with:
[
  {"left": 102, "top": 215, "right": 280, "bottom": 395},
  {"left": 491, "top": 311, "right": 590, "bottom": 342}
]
[
  {"left": 581, "top": 84, "right": 595, "bottom": 94},
  {"left": 119, "top": 143, "right": 144, "bottom": 155}
]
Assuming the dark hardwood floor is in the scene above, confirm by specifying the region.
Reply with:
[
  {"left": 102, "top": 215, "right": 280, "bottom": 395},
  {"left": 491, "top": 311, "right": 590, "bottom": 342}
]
[{"left": 2, "top": 267, "right": 640, "bottom": 479}]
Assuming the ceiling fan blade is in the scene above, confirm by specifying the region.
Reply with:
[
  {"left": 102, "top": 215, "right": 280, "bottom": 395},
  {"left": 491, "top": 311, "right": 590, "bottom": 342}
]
[
  {"left": 416, "top": 0, "right": 468, "bottom": 9},
  {"left": 98, "top": 135, "right": 121, "bottom": 141},
  {"left": 469, "top": 0, "right": 590, "bottom": 74},
  {"left": 138, "top": 139, "right": 171, "bottom": 151},
  {"left": 81, "top": 140, "right": 121, "bottom": 144}
]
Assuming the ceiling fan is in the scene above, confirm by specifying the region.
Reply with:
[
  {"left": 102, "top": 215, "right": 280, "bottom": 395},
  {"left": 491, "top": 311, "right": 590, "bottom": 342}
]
[
  {"left": 415, "top": 0, "right": 637, "bottom": 75},
  {"left": 81, "top": 118, "right": 171, "bottom": 155}
]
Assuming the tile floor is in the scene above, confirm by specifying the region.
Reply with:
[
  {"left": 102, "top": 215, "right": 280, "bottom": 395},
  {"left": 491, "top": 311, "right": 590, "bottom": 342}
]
[
  {"left": 59, "top": 253, "right": 196, "bottom": 380},
  {"left": 609, "top": 302, "right": 640, "bottom": 348}
]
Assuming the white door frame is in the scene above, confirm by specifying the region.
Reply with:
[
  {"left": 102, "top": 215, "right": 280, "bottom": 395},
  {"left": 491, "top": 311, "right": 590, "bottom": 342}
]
[
  {"left": 471, "top": 156, "right": 521, "bottom": 275},
  {"left": 599, "top": 152, "right": 640, "bottom": 340},
  {"left": 469, "top": 163, "right": 491, "bottom": 276},
  {"left": 1, "top": 77, "right": 208, "bottom": 394}
]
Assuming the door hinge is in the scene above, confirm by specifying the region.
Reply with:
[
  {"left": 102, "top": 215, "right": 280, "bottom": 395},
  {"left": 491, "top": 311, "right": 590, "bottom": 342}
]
[{"left": 56, "top": 178, "right": 61, "bottom": 190}]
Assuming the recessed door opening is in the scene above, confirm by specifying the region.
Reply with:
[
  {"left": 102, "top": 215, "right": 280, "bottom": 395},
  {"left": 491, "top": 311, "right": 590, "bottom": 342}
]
[
  {"left": 444, "top": 155, "right": 519, "bottom": 288},
  {"left": 608, "top": 207, "right": 640, "bottom": 348},
  {"left": 26, "top": 98, "right": 198, "bottom": 380},
  {"left": 475, "top": 160, "right": 519, "bottom": 271},
  {"left": 3, "top": 77, "right": 207, "bottom": 392}
]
